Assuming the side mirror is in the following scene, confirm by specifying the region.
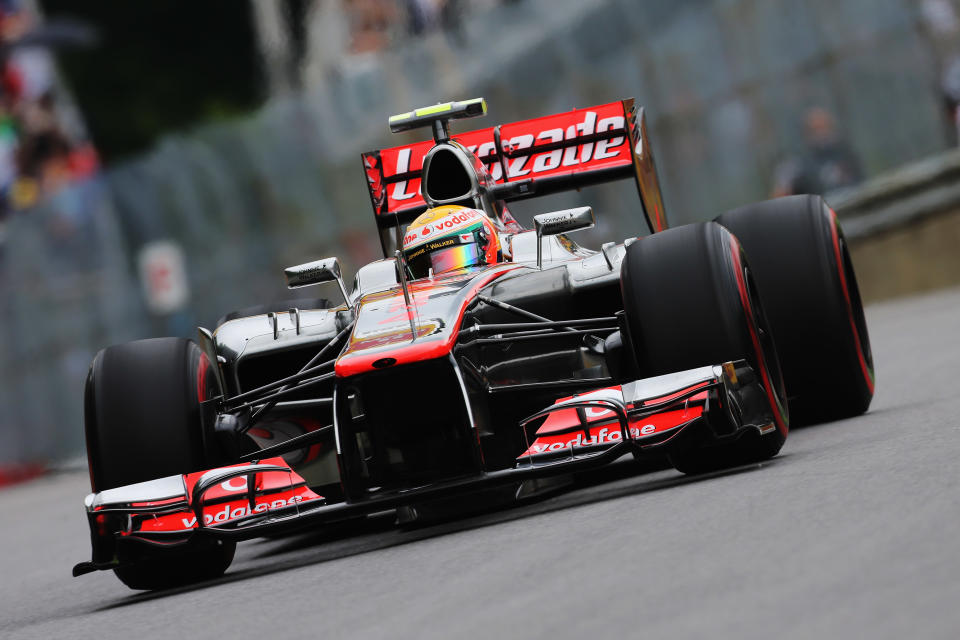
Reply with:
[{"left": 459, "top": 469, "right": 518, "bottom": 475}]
[
  {"left": 284, "top": 257, "right": 349, "bottom": 305},
  {"left": 532, "top": 206, "right": 595, "bottom": 269}
]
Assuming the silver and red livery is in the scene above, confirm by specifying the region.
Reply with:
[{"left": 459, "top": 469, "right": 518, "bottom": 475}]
[{"left": 74, "top": 97, "right": 873, "bottom": 589}]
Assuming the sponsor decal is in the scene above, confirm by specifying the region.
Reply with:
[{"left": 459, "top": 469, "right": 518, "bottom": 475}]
[
  {"left": 526, "top": 424, "right": 658, "bottom": 454},
  {"left": 537, "top": 210, "right": 577, "bottom": 233},
  {"left": 129, "top": 458, "right": 324, "bottom": 534},
  {"left": 391, "top": 147, "right": 417, "bottom": 201},
  {"left": 220, "top": 476, "right": 247, "bottom": 492},
  {"left": 406, "top": 237, "right": 458, "bottom": 261},
  {"left": 460, "top": 110, "right": 627, "bottom": 182},
  {"left": 178, "top": 495, "right": 305, "bottom": 528},
  {"left": 406, "top": 245, "right": 427, "bottom": 260},
  {"left": 373, "top": 102, "right": 634, "bottom": 215},
  {"left": 405, "top": 210, "right": 484, "bottom": 248},
  {"left": 134, "top": 490, "right": 320, "bottom": 533},
  {"left": 519, "top": 386, "right": 706, "bottom": 458}
]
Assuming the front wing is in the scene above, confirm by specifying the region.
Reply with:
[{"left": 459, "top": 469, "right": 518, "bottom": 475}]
[{"left": 74, "top": 360, "right": 774, "bottom": 577}]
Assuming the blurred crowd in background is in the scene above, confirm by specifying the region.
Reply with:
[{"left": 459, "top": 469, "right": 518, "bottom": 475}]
[
  {"left": 5, "top": 0, "right": 960, "bottom": 467},
  {"left": 345, "top": 0, "right": 507, "bottom": 53},
  {"left": 0, "top": 1, "right": 528, "bottom": 249},
  {"left": 0, "top": 0, "right": 96, "bottom": 246}
]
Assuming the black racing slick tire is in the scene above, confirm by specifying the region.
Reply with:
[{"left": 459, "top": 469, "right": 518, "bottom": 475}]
[
  {"left": 85, "top": 337, "right": 213, "bottom": 491},
  {"left": 84, "top": 337, "right": 235, "bottom": 589},
  {"left": 715, "top": 195, "right": 874, "bottom": 424},
  {"left": 620, "top": 222, "right": 788, "bottom": 474},
  {"left": 112, "top": 540, "right": 236, "bottom": 591}
]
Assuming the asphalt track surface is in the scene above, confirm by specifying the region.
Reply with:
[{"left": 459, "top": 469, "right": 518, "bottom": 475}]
[{"left": 2, "top": 287, "right": 959, "bottom": 640}]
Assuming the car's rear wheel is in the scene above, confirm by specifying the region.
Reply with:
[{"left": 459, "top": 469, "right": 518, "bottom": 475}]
[
  {"left": 620, "top": 222, "right": 788, "bottom": 474},
  {"left": 84, "top": 337, "right": 235, "bottom": 589},
  {"left": 715, "top": 195, "right": 874, "bottom": 424}
]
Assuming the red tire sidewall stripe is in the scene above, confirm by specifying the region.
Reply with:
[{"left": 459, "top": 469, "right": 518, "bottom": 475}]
[
  {"left": 827, "top": 208, "right": 875, "bottom": 394},
  {"left": 197, "top": 351, "right": 210, "bottom": 402},
  {"left": 728, "top": 236, "right": 788, "bottom": 436}
]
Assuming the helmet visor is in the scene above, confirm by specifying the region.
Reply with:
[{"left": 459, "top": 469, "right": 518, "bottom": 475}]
[
  {"left": 429, "top": 242, "right": 482, "bottom": 275},
  {"left": 406, "top": 237, "right": 483, "bottom": 278}
]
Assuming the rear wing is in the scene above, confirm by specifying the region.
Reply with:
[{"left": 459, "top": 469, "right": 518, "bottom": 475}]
[{"left": 361, "top": 98, "right": 667, "bottom": 240}]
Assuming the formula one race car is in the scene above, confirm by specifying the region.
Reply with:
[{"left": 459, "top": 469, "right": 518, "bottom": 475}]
[{"left": 75, "top": 98, "right": 874, "bottom": 589}]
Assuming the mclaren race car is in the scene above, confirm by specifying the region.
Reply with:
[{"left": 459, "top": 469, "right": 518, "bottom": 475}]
[{"left": 75, "top": 98, "right": 875, "bottom": 589}]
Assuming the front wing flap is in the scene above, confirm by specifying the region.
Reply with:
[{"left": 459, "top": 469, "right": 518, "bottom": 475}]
[
  {"left": 517, "top": 360, "right": 776, "bottom": 461},
  {"left": 73, "top": 457, "right": 324, "bottom": 576}
]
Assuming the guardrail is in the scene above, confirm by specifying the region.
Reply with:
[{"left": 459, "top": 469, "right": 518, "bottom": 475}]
[
  {"left": 832, "top": 149, "right": 960, "bottom": 302},
  {"left": 833, "top": 149, "right": 960, "bottom": 238}
]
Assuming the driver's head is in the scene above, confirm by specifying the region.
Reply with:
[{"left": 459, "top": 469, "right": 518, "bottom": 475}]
[{"left": 402, "top": 205, "right": 500, "bottom": 279}]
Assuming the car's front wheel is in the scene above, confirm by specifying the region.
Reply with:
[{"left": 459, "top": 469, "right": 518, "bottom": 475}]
[
  {"left": 620, "top": 222, "right": 788, "bottom": 474},
  {"left": 84, "top": 337, "right": 235, "bottom": 589}
]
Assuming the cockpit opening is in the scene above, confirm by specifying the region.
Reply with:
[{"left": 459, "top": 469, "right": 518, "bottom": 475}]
[{"left": 424, "top": 147, "right": 474, "bottom": 203}]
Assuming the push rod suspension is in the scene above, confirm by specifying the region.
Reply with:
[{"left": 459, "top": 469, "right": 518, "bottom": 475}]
[
  {"left": 241, "top": 321, "right": 355, "bottom": 430},
  {"left": 224, "top": 321, "right": 353, "bottom": 411}
]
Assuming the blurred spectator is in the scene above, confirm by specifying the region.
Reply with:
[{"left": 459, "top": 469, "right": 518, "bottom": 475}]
[
  {"left": 405, "top": 0, "right": 438, "bottom": 34},
  {"left": 302, "top": 0, "right": 512, "bottom": 84},
  {"left": 772, "top": 106, "right": 862, "bottom": 197},
  {"left": 348, "top": 0, "right": 399, "bottom": 55},
  {"left": 342, "top": 0, "right": 509, "bottom": 57},
  {"left": 0, "top": 0, "right": 97, "bottom": 228},
  {"left": 940, "top": 56, "right": 960, "bottom": 145},
  {"left": 919, "top": 0, "right": 960, "bottom": 146},
  {"left": 405, "top": 0, "right": 464, "bottom": 40}
]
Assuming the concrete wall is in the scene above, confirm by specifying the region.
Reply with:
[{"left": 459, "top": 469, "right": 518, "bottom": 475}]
[
  {"left": 836, "top": 149, "right": 960, "bottom": 301},
  {"left": 849, "top": 207, "right": 960, "bottom": 302}
]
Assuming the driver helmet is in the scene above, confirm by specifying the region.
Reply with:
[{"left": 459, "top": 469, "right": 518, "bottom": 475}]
[{"left": 402, "top": 205, "right": 500, "bottom": 279}]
